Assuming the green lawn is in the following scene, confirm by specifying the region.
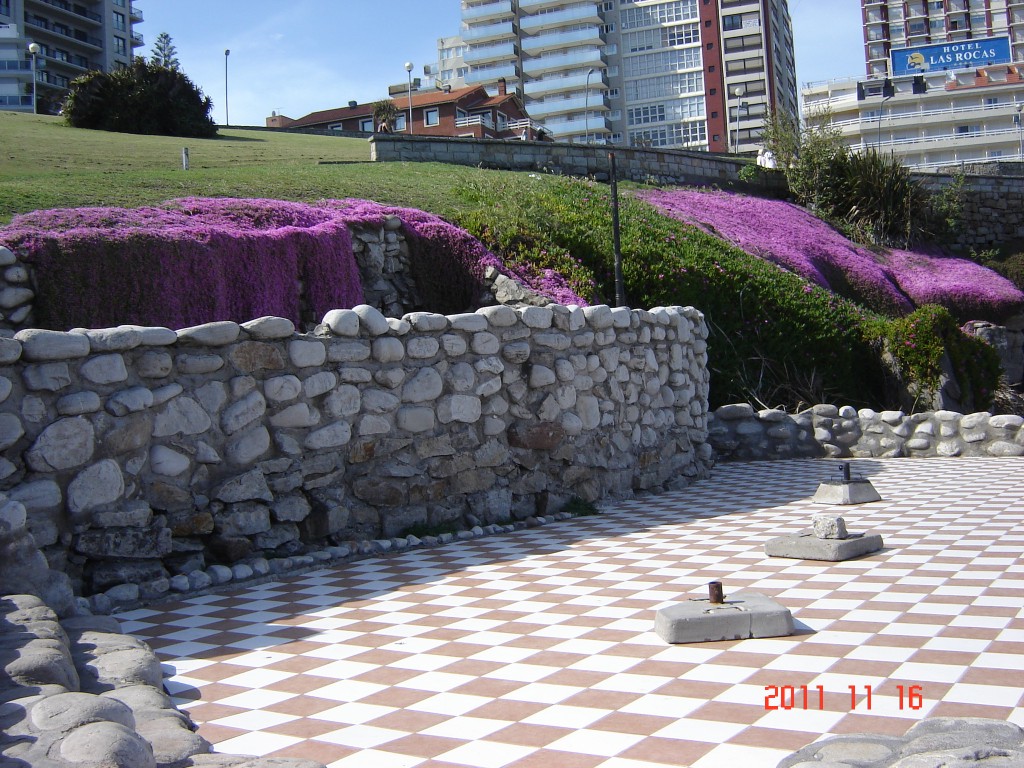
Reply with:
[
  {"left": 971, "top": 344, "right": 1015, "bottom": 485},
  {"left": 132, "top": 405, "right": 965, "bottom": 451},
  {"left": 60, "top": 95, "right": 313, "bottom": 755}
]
[{"left": 0, "top": 113, "right": 520, "bottom": 223}]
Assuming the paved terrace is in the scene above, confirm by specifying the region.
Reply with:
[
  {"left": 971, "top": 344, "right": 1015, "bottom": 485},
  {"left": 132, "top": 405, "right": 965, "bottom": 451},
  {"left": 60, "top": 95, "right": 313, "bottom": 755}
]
[{"left": 119, "top": 457, "right": 1024, "bottom": 768}]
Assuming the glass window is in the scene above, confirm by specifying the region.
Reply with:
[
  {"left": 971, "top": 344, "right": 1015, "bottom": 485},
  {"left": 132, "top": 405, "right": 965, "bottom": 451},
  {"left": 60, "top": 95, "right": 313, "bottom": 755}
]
[
  {"left": 113, "top": 11, "right": 126, "bottom": 31},
  {"left": 394, "top": 114, "right": 407, "bottom": 131},
  {"left": 360, "top": 118, "right": 374, "bottom": 132},
  {"left": 424, "top": 108, "right": 440, "bottom": 126}
]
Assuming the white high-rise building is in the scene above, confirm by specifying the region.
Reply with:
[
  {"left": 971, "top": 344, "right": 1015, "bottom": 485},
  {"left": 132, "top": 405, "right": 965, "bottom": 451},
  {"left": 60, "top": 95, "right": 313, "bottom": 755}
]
[
  {"left": 801, "top": 0, "right": 1024, "bottom": 168},
  {"left": 457, "top": 0, "right": 798, "bottom": 151},
  {"left": 0, "top": 0, "right": 143, "bottom": 114}
]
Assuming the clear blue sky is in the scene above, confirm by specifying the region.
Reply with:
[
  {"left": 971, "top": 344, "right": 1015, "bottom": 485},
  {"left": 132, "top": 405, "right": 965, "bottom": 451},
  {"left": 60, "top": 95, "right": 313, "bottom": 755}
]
[{"left": 141, "top": 0, "right": 865, "bottom": 127}]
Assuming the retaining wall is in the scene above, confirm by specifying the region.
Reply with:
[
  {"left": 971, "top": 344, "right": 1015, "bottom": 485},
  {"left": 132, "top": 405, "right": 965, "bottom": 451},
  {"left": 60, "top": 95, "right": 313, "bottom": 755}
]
[
  {"left": 0, "top": 302, "right": 711, "bottom": 603},
  {"left": 709, "top": 403, "right": 1024, "bottom": 462},
  {"left": 916, "top": 172, "right": 1024, "bottom": 251},
  {"left": 369, "top": 134, "right": 788, "bottom": 194}
]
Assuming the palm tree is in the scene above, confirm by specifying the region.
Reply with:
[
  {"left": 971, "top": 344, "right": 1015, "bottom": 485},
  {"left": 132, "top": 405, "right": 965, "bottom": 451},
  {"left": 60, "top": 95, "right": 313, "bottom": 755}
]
[{"left": 371, "top": 99, "right": 399, "bottom": 133}]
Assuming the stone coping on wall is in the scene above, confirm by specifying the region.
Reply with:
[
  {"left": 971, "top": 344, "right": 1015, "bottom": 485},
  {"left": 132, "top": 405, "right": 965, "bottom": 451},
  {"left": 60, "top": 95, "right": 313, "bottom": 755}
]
[{"left": 709, "top": 402, "right": 1024, "bottom": 462}]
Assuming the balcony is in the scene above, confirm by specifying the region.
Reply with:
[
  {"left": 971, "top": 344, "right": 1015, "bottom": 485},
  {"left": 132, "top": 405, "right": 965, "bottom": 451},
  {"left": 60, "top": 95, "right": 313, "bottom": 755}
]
[
  {"left": 524, "top": 71, "right": 606, "bottom": 97},
  {"left": 456, "top": 113, "right": 495, "bottom": 130},
  {"left": 129, "top": 5, "right": 143, "bottom": 21},
  {"left": 464, "top": 41, "right": 517, "bottom": 65},
  {"left": 130, "top": 31, "right": 143, "bottom": 47},
  {"left": 520, "top": 4, "right": 602, "bottom": 31},
  {"left": 25, "top": 18, "right": 103, "bottom": 49},
  {"left": 522, "top": 47, "right": 604, "bottom": 76},
  {"left": 527, "top": 94, "right": 607, "bottom": 118},
  {"left": 541, "top": 114, "right": 610, "bottom": 138},
  {"left": 0, "top": 59, "right": 32, "bottom": 72},
  {"left": 465, "top": 62, "right": 519, "bottom": 83},
  {"left": 522, "top": 26, "right": 602, "bottom": 55},
  {"left": 462, "top": 20, "right": 515, "bottom": 43},
  {"left": 462, "top": 0, "right": 512, "bottom": 22},
  {"left": 519, "top": 0, "right": 568, "bottom": 10},
  {"left": 27, "top": 0, "right": 102, "bottom": 24}
]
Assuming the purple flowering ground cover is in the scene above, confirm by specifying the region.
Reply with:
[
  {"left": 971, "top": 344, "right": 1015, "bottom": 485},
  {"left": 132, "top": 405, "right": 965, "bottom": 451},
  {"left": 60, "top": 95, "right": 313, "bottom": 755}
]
[
  {"left": 640, "top": 188, "right": 1023, "bottom": 321},
  {"left": 0, "top": 198, "right": 584, "bottom": 331}
]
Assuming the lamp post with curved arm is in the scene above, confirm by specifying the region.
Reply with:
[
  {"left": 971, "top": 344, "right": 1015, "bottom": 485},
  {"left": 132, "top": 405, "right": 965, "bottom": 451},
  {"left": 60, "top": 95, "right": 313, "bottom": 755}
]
[{"left": 224, "top": 49, "right": 230, "bottom": 126}]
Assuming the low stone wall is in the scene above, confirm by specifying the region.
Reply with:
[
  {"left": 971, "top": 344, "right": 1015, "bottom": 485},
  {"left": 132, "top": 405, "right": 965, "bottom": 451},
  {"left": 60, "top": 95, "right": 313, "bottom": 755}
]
[
  {"left": 0, "top": 302, "right": 710, "bottom": 605},
  {"left": 916, "top": 172, "right": 1024, "bottom": 251},
  {"left": 370, "top": 134, "right": 788, "bottom": 195},
  {"left": 709, "top": 403, "right": 1024, "bottom": 462}
]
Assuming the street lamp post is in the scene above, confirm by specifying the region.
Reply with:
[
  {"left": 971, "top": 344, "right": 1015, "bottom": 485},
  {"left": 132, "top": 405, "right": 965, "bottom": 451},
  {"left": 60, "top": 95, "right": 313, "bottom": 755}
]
[
  {"left": 28, "top": 42, "right": 40, "bottom": 114},
  {"left": 876, "top": 95, "right": 893, "bottom": 151},
  {"left": 1016, "top": 104, "right": 1023, "bottom": 161},
  {"left": 584, "top": 67, "right": 597, "bottom": 144},
  {"left": 731, "top": 85, "right": 744, "bottom": 153},
  {"left": 405, "top": 62, "right": 414, "bottom": 135},
  {"left": 224, "top": 49, "right": 230, "bottom": 126}
]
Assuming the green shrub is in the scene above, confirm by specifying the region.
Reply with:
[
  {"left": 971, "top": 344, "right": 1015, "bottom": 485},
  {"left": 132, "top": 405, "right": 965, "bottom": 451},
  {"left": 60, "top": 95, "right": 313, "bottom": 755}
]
[
  {"left": 864, "top": 305, "right": 1002, "bottom": 412},
  {"left": 63, "top": 58, "right": 216, "bottom": 138}
]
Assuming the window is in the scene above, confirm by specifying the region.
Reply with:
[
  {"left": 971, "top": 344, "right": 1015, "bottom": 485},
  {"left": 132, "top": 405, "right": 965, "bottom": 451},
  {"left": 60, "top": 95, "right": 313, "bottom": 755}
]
[
  {"left": 0, "top": 0, "right": 10, "bottom": 16},
  {"left": 608, "top": 88, "right": 620, "bottom": 98},
  {"left": 723, "top": 13, "right": 743, "bottom": 31},
  {"left": 603, "top": 23, "right": 616, "bottom": 34},
  {"left": 424, "top": 108, "right": 440, "bottom": 126},
  {"left": 360, "top": 118, "right": 374, "bottom": 132},
  {"left": 621, "top": 0, "right": 698, "bottom": 30},
  {"left": 629, "top": 120, "right": 707, "bottom": 147},
  {"left": 113, "top": 11, "right": 126, "bottom": 31},
  {"left": 394, "top": 114, "right": 407, "bottom": 131},
  {"left": 625, "top": 71, "right": 703, "bottom": 100},
  {"left": 623, "top": 47, "right": 701, "bottom": 77},
  {"left": 328, "top": 123, "right": 343, "bottom": 132},
  {"left": 114, "top": 36, "right": 126, "bottom": 55}
]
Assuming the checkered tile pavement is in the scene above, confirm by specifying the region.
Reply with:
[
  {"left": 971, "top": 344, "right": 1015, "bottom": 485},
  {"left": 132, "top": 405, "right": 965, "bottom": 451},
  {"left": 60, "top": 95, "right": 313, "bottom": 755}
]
[{"left": 119, "top": 458, "right": 1024, "bottom": 768}]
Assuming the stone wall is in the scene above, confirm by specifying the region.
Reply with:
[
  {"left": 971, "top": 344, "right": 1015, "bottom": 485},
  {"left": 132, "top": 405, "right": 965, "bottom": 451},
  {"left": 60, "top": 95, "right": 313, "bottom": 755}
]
[
  {"left": 369, "top": 134, "right": 788, "bottom": 195},
  {"left": 0, "top": 302, "right": 711, "bottom": 604},
  {"left": 709, "top": 403, "right": 1024, "bottom": 462},
  {"left": 915, "top": 172, "right": 1024, "bottom": 251}
]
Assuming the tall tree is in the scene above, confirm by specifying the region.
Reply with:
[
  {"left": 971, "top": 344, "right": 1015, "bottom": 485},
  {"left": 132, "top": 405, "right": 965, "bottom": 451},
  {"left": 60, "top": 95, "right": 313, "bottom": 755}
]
[{"left": 150, "top": 32, "right": 180, "bottom": 70}]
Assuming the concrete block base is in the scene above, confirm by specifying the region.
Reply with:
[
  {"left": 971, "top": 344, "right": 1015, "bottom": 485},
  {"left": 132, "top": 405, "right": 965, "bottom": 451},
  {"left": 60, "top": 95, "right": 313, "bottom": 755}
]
[
  {"left": 765, "top": 532, "right": 884, "bottom": 561},
  {"left": 655, "top": 590, "right": 794, "bottom": 644},
  {"left": 812, "top": 480, "right": 881, "bottom": 505}
]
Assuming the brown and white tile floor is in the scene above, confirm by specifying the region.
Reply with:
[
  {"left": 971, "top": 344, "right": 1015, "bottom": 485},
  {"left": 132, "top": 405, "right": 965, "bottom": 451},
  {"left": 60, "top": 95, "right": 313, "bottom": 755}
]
[{"left": 120, "top": 457, "right": 1024, "bottom": 768}]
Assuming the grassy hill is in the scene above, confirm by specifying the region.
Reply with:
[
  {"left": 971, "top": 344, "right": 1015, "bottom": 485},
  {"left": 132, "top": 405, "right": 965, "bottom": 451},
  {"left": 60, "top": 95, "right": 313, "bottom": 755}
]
[
  {"left": 0, "top": 113, "right": 507, "bottom": 223},
  {"left": 0, "top": 113, "right": 1006, "bottom": 412}
]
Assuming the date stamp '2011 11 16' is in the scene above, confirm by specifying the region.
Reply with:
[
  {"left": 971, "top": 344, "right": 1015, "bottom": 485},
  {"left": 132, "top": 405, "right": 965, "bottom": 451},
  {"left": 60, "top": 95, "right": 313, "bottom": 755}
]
[{"left": 764, "top": 685, "right": 925, "bottom": 711}]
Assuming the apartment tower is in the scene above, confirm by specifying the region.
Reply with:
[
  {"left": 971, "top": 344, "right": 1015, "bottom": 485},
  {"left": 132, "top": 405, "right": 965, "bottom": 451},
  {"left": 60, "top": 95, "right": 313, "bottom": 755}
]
[
  {"left": 457, "top": 0, "right": 798, "bottom": 152},
  {"left": 802, "top": 1, "right": 1024, "bottom": 168},
  {"left": 0, "top": 0, "right": 143, "bottom": 113}
]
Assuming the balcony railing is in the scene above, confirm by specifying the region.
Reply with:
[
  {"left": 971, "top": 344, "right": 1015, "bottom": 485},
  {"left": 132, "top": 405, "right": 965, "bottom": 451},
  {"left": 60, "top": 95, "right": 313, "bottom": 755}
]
[
  {"left": 130, "top": 31, "right": 144, "bottom": 46},
  {"left": 525, "top": 72, "right": 606, "bottom": 97},
  {"left": 855, "top": 125, "right": 1023, "bottom": 151},
  {"left": 541, "top": 115, "right": 610, "bottom": 137},
  {"left": 519, "top": 0, "right": 566, "bottom": 10},
  {"left": 522, "top": 48, "right": 604, "bottom": 75},
  {"left": 465, "top": 63, "right": 519, "bottom": 83},
  {"left": 129, "top": 5, "right": 143, "bottom": 21},
  {"left": 464, "top": 41, "right": 517, "bottom": 64},
  {"left": 456, "top": 114, "right": 496, "bottom": 130},
  {"left": 522, "top": 26, "right": 603, "bottom": 54},
  {"left": 30, "top": 0, "right": 102, "bottom": 23},
  {"left": 462, "top": 0, "right": 513, "bottom": 22},
  {"left": 0, "top": 94, "right": 32, "bottom": 106},
  {"left": 527, "top": 94, "right": 606, "bottom": 117},
  {"left": 0, "top": 59, "right": 33, "bottom": 71},
  {"left": 831, "top": 99, "right": 1024, "bottom": 129},
  {"left": 520, "top": 3, "right": 602, "bottom": 30},
  {"left": 462, "top": 20, "right": 515, "bottom": 42},
  {"left": 24, "top": 18, "right": 103, "bottom": 47}
]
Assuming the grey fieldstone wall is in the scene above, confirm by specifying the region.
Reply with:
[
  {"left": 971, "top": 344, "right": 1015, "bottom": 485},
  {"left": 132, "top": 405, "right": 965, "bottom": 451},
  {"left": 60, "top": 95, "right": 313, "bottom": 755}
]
[
  {"left": 0, "top": 302, "right": 711, "bottom": 607},
  {"left": 369, "top": 134, "right": 788, "bottom": 194},
  {"left": 916, "top": 172, "right": 1024, "bottom": 251},
  {"left": 709, "top": 403, "right": 1024, "bottom": 462}
]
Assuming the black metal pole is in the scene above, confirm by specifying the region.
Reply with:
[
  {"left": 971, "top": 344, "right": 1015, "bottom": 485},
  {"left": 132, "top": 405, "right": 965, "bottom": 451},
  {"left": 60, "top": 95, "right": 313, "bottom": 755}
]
[{"left": 609, "top": 152, "right": 625, "bottom": 307}]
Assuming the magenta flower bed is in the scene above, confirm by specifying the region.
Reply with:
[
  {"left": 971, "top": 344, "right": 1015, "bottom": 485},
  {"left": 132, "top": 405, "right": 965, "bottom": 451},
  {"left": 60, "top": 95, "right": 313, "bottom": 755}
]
[
  {"left": 0, "top": 198, "right": 585, "bottom": 332},
  {"left": 0, "top": 198, "right": 364, "bottom": 331},
  {"left": 640, "top": 189, "right": 1023, "bottom": 320}
]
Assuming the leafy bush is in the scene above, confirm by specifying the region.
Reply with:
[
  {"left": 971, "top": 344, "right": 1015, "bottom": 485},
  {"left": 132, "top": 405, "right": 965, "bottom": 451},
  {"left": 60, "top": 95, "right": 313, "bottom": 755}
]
[
  {"left": 864, "top": 305, "right": 1002, "bottom": 411},
  {"left": 842, "top": 149, "right": 934, "bottom": 246},
  {"left": 63, "top": 58, "right": 216, "bottom": 138}
]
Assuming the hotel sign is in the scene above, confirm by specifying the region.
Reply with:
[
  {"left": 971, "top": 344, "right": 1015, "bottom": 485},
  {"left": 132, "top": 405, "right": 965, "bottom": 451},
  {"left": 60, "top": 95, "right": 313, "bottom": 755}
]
[{"left": 890, "top": 36, "right": 1011, "bottom": 76}]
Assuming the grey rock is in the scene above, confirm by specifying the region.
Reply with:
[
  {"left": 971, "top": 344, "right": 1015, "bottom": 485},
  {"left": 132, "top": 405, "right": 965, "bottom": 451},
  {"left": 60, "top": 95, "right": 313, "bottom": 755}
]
[
  {"left": 14, "top": 329, "right": 90, "bottom": 361},
  {"left": 67, "top": 459, "right": 125, "bottom": 515},
  {"left": 215, "top": 469, "right": 273, "bottom": 503},
  {"left": 58, "top": 721, "right": 156, "bottom": 768},
  {"left": 177, "top": 321, "right": 241, "bottom": 346},
  {"left": 106, "top": 386, "right": 154, "bottom": 416},
  {"left": 241, "top": 315, "right": 295, "bottom": 339},
  {"left": 80, "top": 353, "right": 129, "bottom": 385},
  {"left": 26, "top": 417, "right": 95, "bottom": 472},
  {"left": 289, "top": 339, "right": 327, "bottom": 367},
  {"left": 57, "top": 391, "right": 103, "bottom": 416}
]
